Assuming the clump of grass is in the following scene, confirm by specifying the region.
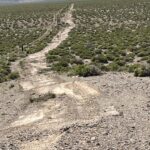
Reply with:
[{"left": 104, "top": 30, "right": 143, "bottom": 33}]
[
  {"left": 8, "top": 71, "right": 20, "bottom": 80},
  {"left": 30, "top": 92, "right": 56, "bottom": 103},
  {"left": 19, "top": 60, "right": 25, "bottom": 69}
]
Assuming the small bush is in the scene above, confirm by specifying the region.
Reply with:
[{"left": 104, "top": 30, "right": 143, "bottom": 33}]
[
  {"left": 8, "top": 71, "right": 19, "bottom": 80},
  {"left": 51, "top": 61, "right": 69, "bottom": 72},
  {"left": 19, "top": 60, "right": 25, "bottom": 69},
  {"left": 115, "top": 60, "right": 126, "bottom": 66},
  {"left": 70, "top": 65, "right": 100, "bottom": 77},
  {"left": 30, "top": 92, "right": 56, "bottom": 103},
  {"left": 106, "top": 54, "right": 115, "bottom": 61},
  {"left": 128, "top": 64, "right": 143, "bottom": 73},
  {"left": 46, "top": 55, "right": 59, "bottom": 63},
  {"left": 9, "top": 84, "right": 15, "bottom": 89},
  {"left": 8, "top": 53, "right": 17, "bottom": 62},
  {"left": 107, "top": 63, "right": 119, "bottom": 71},
  {"left": 70, "top": 58, "right": 83, "bottom": 65},
  {"left": 92, "top": 54, "right": 108, "bottom": 63},
  {"left": 100, "top": 65, "right": 109, "bottom": 71},
  {"left": 134, "top": 67, "right": 150, "bottom": 77}
]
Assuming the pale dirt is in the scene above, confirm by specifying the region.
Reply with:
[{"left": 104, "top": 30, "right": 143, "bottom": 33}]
[{"left": 0, "top": 3, "right": 150, "bottom": 150}]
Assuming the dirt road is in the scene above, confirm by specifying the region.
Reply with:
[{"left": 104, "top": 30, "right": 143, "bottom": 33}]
[
  {"left": 0, "top": 3, "right": 150, "bottom": 150},
  {"left": 0, "top": 4, "right": 102, "bottom": 149}
]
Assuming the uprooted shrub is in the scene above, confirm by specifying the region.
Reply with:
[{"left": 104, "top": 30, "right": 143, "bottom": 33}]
[{"left": 30, "top": 92, "right": 56, "bottom": 103}]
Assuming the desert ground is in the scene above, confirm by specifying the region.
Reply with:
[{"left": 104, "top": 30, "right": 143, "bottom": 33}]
[{"left": 0, "top": 3, "right": 150, "bottom": 150}]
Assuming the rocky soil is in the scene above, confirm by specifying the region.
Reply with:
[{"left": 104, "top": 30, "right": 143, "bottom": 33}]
[
  {"left": 0, "top": 73, "right": 149, "bottom": 150},
  {"left": 56, "top": 73, "right": 150, "bottom": 150},
  {"left": 0, "top": 3, "right": 150, "bottom": 150}
]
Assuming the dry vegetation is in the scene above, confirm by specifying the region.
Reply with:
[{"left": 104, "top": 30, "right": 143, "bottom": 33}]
[
  {"left": 0, "top": 2, "right": 67, "bottom": 82},
  {"left": 0, "top": 0, "right": 150, "bottom": 83},
  {"left": 46, "top": 0, "right": 150, "bottom": 77}
]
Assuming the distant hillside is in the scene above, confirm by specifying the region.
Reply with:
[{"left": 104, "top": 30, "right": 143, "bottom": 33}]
[
  {"left": 0, "top": 0, "right": 65, "bottom": 4},
  {"left": 0, "top": 0, "right": 41, "bottom": 3}
]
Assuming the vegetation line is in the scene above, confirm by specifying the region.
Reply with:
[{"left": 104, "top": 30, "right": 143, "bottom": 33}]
[{"left": 46, "top": 0, "right": 150, "bottom": 77}]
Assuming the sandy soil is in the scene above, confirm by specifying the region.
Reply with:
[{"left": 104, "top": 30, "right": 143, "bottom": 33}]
[{"left": 0, "top": 3, "right": 150, "bottom": 150}]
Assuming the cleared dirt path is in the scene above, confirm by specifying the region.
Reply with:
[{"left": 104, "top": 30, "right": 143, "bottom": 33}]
[
  {"left": 11, "top": 2, "right": 101, "bottom": 129},
  {"left": 0, "top": 4, "right": 102, "bottom": 149}
]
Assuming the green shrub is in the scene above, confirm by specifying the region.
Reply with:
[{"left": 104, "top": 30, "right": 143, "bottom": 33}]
[
  {"left": 92, "top": 54, "right": 108, "bottom": 63},
  {"left": 70, "top": 58, "right": 83, "bottom": 65},
  {"left": 134, "top": 67, "right": 150, "bottom": 77},
  {"left": 8, "top": 71, "right": 19, "bottom": 80},
  {"left": 8, "top": 53, "right": 17, "bottom": 62},
  {"left": 46, "top": 55, "right": 59, "bottom": 63},
  {"left": 19, "top": 60, "right": 25, "bottom": 69},
  {"left": 115, "top": 60, "right": 126, "bottom": 66},
  {"left": 106, "top": 54, "right": 115, "bottom": 61},
  {"left": 70, "top": 65, "right": 100, "bottom": 77},
  {"left": 137, "top": 51, "right": 148, "bottom": 57},
  {"left": 128, "top": 64, "right": 142, "bottom": 73},
  {"left": 107, "top": 63, "right": 119, "bottom": 71},
  {"left": 30, "top": 92, "right": 56, "bottom": 103},
  {"left": 51, "top": 61, "right": 69, "bottom": 72},
  {"left": 100, "top": 65, "right": 109, "bottom": 71}
]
